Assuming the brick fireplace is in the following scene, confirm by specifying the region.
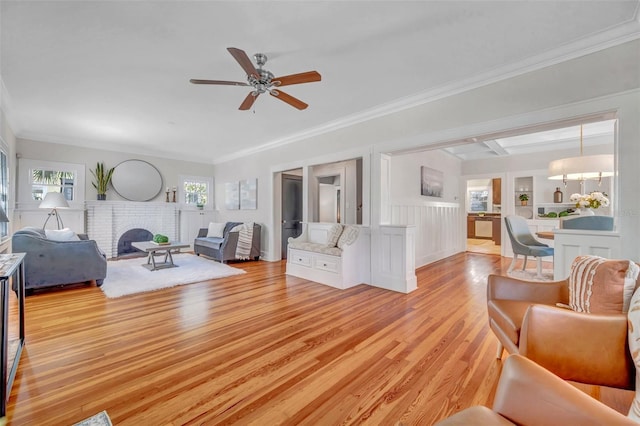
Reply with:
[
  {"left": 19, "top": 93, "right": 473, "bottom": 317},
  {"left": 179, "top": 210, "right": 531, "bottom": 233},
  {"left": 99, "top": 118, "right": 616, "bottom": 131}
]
[{"left": 86, "top": 201, "right": 179, "bottom": 259}]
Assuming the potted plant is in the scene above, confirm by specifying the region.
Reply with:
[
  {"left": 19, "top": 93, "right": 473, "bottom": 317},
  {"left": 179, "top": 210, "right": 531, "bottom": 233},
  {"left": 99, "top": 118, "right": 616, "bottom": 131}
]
[
  {"left": 91, "top": 162, "right": 114, "bottom": 200},
  {"left": 519, "top": 193, "right": 529, "bottom": 206}
]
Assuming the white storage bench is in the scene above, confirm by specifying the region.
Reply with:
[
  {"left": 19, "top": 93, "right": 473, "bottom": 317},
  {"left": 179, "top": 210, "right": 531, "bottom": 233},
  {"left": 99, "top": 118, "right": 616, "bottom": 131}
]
[{"left": 286, "top": 222, "right": 370, "bottom": 290}]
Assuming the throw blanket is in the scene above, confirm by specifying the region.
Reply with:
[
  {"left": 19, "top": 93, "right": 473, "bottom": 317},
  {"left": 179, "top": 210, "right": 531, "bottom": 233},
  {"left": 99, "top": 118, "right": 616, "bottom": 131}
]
[{"left": 232, "top": 222, "right": 254, "bottom": 260}]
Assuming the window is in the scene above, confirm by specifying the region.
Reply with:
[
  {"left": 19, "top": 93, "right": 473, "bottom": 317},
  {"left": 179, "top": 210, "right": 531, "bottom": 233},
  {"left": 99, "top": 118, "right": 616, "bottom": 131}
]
[
  {"left": 17, "top": 159, "right": 85, "bottom": 209},
  {"left": 0, "top": 139, "right": 8, "bottom": 240},
  {"left": 179, "top": 175, "right": 213, "bottom": 208},
  {"left": 31, "top": 169, "right": 76, "bottom": 201}
]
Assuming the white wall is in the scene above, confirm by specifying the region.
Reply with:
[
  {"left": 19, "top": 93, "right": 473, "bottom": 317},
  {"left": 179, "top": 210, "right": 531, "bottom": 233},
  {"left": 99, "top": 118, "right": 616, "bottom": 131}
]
[
  {"left": 389, "top": 149, "right": 464, "bottom": 267},
  {"left": 213, "top": 39, "right": 640, "bottom": 264},
  {"left": 0, "top": 107, "right": 18, "bottom": 252},
  {"left": 16, "top": 138, "right": 214, "bottom": 203}
]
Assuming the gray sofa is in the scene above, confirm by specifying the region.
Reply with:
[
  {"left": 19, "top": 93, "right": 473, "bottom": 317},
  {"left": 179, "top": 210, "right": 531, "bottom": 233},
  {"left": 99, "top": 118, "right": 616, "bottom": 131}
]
[
  {"left": 12, "top": 227, "right": 107, "bottom": 291},
  {"left": 194, "top": 222, "right": 261, "bottom": 263}
]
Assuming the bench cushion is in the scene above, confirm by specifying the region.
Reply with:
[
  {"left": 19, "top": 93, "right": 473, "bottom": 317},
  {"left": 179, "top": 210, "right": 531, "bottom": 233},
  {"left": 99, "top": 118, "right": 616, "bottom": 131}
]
[
  {"left": 289, "top": 241, "right": 342, "bottom": 256},
  {"left": 195, "top": 236, "right": 224, "bottom": 250}
]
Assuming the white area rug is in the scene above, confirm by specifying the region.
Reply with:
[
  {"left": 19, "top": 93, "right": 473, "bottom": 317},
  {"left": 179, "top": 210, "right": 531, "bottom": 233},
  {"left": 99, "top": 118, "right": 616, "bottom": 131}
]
[
  {"left": 73, "top": 410, "right": 112, "bottom": 426},
  {"left": 100, "top": 253, "right": 245, "bottom": 298},
  {"left": 507, "top": 269, "right": 554, "bottom": 282}
]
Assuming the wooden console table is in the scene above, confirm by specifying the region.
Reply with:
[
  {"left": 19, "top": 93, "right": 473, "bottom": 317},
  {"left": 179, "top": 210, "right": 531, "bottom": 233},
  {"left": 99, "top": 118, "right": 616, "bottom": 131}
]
[{"left": 0, "top": 253, "right": 26, "bottom": 418}]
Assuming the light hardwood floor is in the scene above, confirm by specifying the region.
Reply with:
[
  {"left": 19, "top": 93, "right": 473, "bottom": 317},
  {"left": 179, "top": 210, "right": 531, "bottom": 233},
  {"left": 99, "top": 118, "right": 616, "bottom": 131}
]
[{"left": 6, "top": 253, "right": 630, "bottom": 425}]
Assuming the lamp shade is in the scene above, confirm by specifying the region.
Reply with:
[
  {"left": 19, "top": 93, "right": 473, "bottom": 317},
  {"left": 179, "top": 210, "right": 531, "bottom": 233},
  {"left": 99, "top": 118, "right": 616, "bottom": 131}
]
[
  {"left": 39, "top": 192, "right": 70, "bottom": 209},
  {"left": 0, "top": 206, "right": 9, "bottom": 223},
  {"left": 548, "top": 154, "right": 614, "bottom": 181}
]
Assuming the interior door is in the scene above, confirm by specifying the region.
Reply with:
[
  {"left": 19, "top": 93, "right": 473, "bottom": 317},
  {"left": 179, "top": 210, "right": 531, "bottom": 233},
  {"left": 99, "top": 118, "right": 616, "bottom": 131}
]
[{"left": 282, "top": 174, "right": 303, "bottom": 259}]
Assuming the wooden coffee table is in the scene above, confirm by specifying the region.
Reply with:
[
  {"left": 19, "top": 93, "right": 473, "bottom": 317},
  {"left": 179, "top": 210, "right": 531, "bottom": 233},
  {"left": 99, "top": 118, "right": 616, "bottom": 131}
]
[{"left": 131, "top": 241, "right": 190, "bottom": 271}]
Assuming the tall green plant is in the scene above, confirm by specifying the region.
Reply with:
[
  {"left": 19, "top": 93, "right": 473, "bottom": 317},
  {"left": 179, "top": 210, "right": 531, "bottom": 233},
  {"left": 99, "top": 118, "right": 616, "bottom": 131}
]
[{"left": 91, "top": 162, "right": 114, "bottom": 195}]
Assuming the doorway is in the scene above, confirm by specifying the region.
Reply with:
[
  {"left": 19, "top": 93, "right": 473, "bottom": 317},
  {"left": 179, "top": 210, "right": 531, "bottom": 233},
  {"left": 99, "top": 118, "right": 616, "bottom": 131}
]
[
  {"left": 318, "top": 175, "right": 341, "bottom": 223},
  {"left": 281, "top": 173, "right": 303, "bottom": 259},
  {"left": 466, "top": 177, "right": 502, "bottom": 255}
]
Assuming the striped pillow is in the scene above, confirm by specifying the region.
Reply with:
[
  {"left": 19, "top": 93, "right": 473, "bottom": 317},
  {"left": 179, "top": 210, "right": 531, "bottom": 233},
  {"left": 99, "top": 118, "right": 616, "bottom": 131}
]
[{"left": 568, "top": 255, "right": 640, "bottom": 314}]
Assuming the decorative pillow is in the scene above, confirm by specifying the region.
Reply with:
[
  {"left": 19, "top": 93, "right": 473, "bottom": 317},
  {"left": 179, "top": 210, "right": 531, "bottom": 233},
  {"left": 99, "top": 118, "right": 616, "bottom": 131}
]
[
  {"left": 45, "top": 228, "right": 80, "bottom": 242},
  {"left": 627, "top": 287, "right": 640, "bottom": 421},
  {"left": 206, "top": 222, "right": 226, "bottom": 238},
  {"left": 337, "top": 225, "right": 359, "bottom": 249},
  {"left": 568, "top": 255, "right": 640, "bottom": 314},
  {"left": 325, "top": 224, "right": 344, "bottom": 247}
]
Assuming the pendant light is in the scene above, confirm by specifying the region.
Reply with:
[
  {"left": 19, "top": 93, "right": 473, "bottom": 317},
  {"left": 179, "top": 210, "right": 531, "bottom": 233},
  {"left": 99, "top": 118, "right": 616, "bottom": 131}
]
[{"left": 548, "top": 124, "right": 613, "bottom": 186}]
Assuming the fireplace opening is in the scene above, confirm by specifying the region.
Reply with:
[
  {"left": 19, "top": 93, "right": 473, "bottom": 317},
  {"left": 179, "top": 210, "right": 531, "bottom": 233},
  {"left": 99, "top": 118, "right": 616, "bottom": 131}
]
[{"left": 118, "top": 228, "right": 153, "bottom": 258}]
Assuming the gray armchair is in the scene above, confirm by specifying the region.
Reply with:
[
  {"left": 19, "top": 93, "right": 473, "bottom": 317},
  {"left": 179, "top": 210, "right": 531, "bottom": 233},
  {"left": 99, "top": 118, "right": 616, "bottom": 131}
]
[
  {"left": 504, "top": 215, "right": 554, "bottom": 278},
  {"left": 12, "top": 227, "right": 107, "bottom": 291},
  {"left": 194, "top": 222, "right": 261, "bottom": 263}
]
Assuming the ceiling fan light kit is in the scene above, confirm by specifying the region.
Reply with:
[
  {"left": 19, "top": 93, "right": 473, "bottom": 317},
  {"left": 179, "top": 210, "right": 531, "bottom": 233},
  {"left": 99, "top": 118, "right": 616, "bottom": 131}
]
[{"left": 190, "top": 47, "right": 321, "bottom": 111}]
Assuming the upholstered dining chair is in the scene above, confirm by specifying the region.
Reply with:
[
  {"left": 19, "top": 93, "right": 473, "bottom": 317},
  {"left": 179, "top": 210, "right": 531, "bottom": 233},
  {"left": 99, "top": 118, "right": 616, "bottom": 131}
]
[
  {"left": 560, "top": 215, "right": 614, "bottom": 231},
  {"left": 504, "top": 215, "right": 554, "bottom": 278}
]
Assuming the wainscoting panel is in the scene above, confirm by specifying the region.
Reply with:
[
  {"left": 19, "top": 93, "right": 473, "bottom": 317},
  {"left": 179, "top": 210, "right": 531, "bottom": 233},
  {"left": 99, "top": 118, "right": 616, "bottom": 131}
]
[
  {"left": 371, "top": 225, "right": 417, "bottom": 293},
  {"left": 391, "top": 202, "right": 463, "bottom": 268}
]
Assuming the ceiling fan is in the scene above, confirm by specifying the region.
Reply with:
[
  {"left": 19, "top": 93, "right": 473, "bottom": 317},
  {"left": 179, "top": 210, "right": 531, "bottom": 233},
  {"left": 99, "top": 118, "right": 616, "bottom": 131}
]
[{"left": 190, "top": 47, "right": 321, "bottom": 111}]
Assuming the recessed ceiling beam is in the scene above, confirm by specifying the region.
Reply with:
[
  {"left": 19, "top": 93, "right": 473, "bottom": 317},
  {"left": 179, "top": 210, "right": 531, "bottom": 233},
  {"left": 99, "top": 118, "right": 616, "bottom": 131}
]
[{"left": 483, "top": 139, "right": 509, "bottom": 156}]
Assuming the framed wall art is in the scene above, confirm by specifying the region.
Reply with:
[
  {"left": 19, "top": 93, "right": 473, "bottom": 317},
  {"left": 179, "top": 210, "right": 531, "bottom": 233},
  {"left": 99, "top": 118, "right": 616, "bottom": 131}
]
[
  {"left": 240, "top": 178, "right": 257, "bottom": 210},
  {"left": 421, "top": 166, "right": 443, "bottom": 198},
  {"left": 224, "top": 181, "right": 240, "bottom": 210}
]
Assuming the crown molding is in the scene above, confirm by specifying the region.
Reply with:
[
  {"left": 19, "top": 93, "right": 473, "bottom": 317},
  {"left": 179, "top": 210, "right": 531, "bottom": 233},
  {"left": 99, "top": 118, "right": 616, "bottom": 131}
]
[
  {"left": 17, "top": 131, "right": 215, "bottom": 165},
  {"left": 214, "top": 18, "right": 640, "bottom": 165}
]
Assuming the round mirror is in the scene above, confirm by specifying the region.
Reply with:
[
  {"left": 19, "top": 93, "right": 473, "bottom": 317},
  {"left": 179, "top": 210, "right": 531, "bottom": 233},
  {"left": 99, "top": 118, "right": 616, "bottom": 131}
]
[{"left": 111, "top": 159, "right": 163, "bottom": 201}]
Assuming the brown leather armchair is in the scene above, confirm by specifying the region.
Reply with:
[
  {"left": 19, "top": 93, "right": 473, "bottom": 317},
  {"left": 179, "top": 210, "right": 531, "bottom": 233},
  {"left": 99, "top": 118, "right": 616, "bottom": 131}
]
[
  {"left": 519, "top": 304, "right": 634, "bottom": 390},
  {"left": 435, "top": 354, "right": 634, "bottom": 425},
  {"left": 487, "top": 274, "right": 568, "bottom": 357}
]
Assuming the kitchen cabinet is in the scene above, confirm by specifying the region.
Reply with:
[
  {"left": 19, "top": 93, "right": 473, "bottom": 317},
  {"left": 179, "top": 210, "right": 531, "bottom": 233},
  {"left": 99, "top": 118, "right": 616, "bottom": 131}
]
[
  {"left": 492, "top": 178, "right": 501, "bottom": 206},
  {"left": 467, "top": 213, "right": 501, "bottom": 240},
  {"left": 492, "top": 216, "right": 501, "bottom": 245},
  {"left": 467, "top": 216, "right": 475, "bottom": 238}
]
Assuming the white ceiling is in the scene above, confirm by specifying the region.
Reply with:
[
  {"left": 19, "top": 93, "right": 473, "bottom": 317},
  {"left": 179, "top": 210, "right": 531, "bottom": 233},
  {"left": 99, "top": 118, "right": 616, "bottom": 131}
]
[
  {"left": 443, "top": 119, "right": 617, "bottom": 161},
  {"left": 1, "top": 1, "right": 639, "bottom": 164}
]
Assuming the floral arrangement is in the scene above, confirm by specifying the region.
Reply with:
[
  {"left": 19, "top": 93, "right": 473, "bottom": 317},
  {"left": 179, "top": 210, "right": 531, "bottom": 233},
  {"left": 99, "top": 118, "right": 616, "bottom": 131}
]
[{"left": 569, "top": 191, "right": 610, "bottom": 209}]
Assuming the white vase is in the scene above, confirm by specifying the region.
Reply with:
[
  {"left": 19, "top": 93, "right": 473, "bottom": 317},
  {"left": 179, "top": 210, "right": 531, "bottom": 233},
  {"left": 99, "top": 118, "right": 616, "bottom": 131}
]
[{"left": 579, "top": 207, "right": 595, "bottom": 216}]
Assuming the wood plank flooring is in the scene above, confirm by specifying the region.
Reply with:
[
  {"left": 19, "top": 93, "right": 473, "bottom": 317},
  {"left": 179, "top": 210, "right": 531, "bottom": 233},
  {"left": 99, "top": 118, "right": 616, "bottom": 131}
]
[{"left": 5, "top": 253, "right": 631, "bottom": 425}]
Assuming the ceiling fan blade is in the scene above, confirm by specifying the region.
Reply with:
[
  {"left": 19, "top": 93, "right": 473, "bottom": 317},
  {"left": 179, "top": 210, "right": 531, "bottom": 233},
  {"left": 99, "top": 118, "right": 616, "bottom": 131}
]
[
  {"left": 227, "top": 47, "right": 260, "bottom": 79},
  {"left": 273, "top": 71, "right": 321, "bottom": 87},
  {"left": 190, "top": 79, "right": 249, "bottom": 86},
  {"left": 239, "top": 92, "right": 259, "bottom": 110},
  {"left": 269, "top": 90, "right": 308, "bottom": 110}
]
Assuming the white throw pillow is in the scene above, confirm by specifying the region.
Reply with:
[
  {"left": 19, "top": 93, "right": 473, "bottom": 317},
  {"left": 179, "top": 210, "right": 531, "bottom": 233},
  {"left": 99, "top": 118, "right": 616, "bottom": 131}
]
[
  {"left": 45, "top": 228, "right": 80, "bottom": 242},
  {"left": 207, "top": 222, "right": 226, "bottom": 238}
]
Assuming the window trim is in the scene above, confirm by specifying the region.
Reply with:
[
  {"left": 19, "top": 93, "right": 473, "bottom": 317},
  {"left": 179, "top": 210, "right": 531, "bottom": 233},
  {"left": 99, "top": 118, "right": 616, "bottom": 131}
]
[
  {"left": 0, "top": 137, "right": 9, "bottom": 243},
  {"left": 17, "top": 159, "right": 85, "bottom": 210}
]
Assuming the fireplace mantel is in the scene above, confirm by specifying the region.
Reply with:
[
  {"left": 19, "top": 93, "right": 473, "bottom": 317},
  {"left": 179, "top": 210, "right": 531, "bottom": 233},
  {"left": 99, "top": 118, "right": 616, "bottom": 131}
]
[{"left": 86, "top": 201, "right": 179, "bottom": 258}]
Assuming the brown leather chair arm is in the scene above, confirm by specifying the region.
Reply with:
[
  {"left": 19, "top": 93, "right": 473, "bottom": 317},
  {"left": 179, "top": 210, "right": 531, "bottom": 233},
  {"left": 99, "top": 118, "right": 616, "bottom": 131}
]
[
  {"left": 487, "top": 274, "right": 568, "bottom": 305},
  {"left": 519, "top": 304, "right": 634, "bottom": 389},
  {"left": 494, "top": 355, "right": 635, "bottom": 425}
]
